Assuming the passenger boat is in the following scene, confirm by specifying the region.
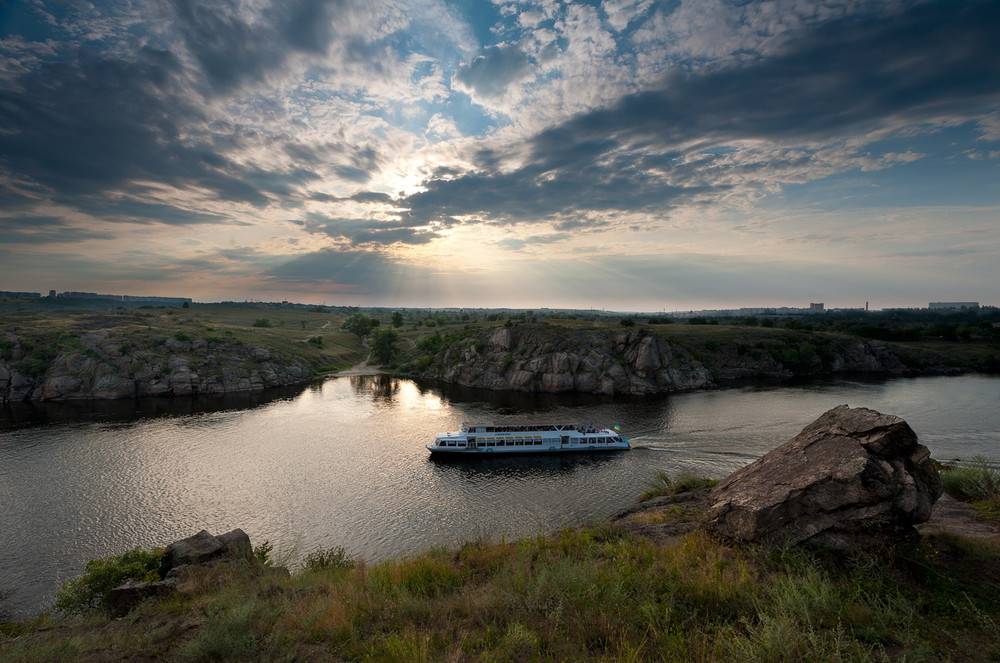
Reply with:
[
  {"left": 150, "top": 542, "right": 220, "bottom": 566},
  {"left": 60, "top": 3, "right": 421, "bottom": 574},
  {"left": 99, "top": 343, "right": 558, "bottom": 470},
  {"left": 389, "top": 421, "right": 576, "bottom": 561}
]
[{"left": 427, "top": 423, "right": 630, "bottom": 455}]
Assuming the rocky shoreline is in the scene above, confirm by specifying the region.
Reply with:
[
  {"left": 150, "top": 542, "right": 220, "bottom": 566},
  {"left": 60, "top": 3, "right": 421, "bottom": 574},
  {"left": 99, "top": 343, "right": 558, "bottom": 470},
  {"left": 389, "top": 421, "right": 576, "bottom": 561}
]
[
  {"left": 409, "top": 322, "right": 962, "bottom": 396},
  {"left": 1, "top": 317, "right": 973, "bottom": 403},
  {"left": 0, "top": 327, "right": 312, "bottom": 403}
]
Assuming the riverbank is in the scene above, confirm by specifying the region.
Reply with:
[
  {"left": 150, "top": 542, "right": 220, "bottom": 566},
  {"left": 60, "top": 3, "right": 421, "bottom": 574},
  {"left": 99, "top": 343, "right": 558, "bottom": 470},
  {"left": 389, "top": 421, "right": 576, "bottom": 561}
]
[
  {"left": 0, "top": 306, "right": 363, "bottom": 403},
  {"left": 2, "top": 487, "right": 998, "bottom": 662},
  {"left": 3, "top": 306, "right": 998, "bottom": 402},
  {"left": 397, "top": 319, "right": 997, "bottom": 396}
]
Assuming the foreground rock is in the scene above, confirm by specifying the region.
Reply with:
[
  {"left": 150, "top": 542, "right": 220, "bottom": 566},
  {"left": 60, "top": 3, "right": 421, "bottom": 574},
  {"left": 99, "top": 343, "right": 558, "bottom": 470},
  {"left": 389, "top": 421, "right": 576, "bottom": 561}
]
[
  {"left": 703, "top": 405, "right": 943, "bottom": 548},
  {"left": 109, "top": 528, "right": 266, "bottom": 617}
]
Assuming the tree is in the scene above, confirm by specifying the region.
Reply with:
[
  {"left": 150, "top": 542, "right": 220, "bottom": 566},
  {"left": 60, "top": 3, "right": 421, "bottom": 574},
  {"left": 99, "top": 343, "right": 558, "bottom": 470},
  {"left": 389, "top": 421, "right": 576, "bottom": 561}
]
[
  {"left": 341, "top": 313, "right": 379, "bottom": 338},
  {"left": 371, "top": 328, "right": 398, "bottom": 364},
  {"left": 391, "top": 311, "right": 404, "bottom": 327}
]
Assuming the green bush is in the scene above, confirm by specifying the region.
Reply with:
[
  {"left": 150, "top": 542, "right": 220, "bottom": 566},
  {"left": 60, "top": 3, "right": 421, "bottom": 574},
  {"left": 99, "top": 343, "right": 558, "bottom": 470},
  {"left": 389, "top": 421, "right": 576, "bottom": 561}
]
[
  {"left": 307, "top": 336, "right": 323, "bottom": 347},
  {"left": 55, "top": 547, "right": 164, "bottom": 615},
  {"left": 252, "top": 318, "right": 271, "bottom": 328},
  {"left": 17, "top": 357, "right": 49, "bottom": 379},
  {"left": 174, "top": 330, "right": 190, "bottom": 342}
]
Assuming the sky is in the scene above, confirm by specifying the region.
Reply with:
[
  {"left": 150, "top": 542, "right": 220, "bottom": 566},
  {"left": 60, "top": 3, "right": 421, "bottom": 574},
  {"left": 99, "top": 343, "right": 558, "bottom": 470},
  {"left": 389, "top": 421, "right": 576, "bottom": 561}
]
[{"left": 1, "top": 0, "right": 998, "bottom": 311}]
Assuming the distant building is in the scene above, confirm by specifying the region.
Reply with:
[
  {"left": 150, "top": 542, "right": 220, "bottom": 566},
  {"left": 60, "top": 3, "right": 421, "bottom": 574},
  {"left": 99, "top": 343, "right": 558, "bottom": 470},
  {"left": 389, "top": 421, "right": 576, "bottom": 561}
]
[
  {"left": 929, "top": 302, "right": 979, "bottom": 310},
  {"left": 0, "top": 291, "right": 41, "bottom": 298},
  {"left": 809, "top": 303, "right": 824, "bottom": 311}
]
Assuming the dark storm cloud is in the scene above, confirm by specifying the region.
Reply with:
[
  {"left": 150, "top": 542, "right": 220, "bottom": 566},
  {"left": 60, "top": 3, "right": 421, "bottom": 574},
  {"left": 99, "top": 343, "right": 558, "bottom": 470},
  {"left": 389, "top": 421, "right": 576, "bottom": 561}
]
[
  {"left": 555, "top": 0, "right": 1000, "bottom": 151},
  {"left": 167, "top": 0, "right": 349, "bottom": 93},
  {"left": 0, "top": 0, "right": 374, "bottom": 232},
  {"left": 391, "top": 0, "right": 1000, "bottom": 227},
  {"left": 454, "top": 45, "right": 532, "bottom": 99},
  {"left": 0, "top": 45, "right": 282, "bottom": 212}
]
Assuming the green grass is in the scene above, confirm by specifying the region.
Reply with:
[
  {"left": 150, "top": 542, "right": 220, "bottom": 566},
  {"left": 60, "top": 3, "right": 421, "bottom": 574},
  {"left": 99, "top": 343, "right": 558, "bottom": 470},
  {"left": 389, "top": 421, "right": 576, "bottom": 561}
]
[
  {"left": 941, "top": 457, "right": 999, "bottom": 502},
  {"left": 941, "top": 457, "right": 1000, "bottom": 526},
  {"left": 640, "top": 471, "right": 719, "bottom": 502},
  {"left": 4, "top": 524, "right": 998, "bottom": 662}
]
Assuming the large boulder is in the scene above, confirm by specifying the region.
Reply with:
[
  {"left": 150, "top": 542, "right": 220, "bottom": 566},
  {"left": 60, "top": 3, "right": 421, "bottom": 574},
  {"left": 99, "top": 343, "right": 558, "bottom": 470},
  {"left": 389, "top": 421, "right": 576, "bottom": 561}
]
[
  {"left": 703, "top": 405, "right": 942, "bottom": 548},
  {"left": 159, "top": 528, "right": 252, "bottom": 576}
]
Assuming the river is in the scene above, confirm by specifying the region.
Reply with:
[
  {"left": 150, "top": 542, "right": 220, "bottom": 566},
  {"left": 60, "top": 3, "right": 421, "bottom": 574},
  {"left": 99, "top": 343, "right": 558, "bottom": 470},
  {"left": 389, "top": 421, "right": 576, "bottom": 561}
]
[{"left": 2, "top": 374, "right": 998, "bottom": 617}]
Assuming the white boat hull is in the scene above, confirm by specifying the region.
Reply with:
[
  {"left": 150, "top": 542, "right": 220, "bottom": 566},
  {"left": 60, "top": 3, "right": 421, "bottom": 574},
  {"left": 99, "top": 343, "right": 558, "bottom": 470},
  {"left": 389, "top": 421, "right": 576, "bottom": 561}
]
[{"left": 427, "top": 423, "right": 630, "bottom": 456}]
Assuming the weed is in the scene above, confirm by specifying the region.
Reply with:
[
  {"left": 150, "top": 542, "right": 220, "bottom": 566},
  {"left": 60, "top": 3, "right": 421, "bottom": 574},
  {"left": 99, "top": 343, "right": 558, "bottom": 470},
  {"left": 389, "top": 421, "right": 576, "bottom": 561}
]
[
  {"left": 941, "top": 456, "right": 1000, "bottom": 502},
  {"left": 303, "top": 546, "right": 355, "bottom": 572},
  {"left": 640, "top": 471, "right": 718, "bottom": 502}
]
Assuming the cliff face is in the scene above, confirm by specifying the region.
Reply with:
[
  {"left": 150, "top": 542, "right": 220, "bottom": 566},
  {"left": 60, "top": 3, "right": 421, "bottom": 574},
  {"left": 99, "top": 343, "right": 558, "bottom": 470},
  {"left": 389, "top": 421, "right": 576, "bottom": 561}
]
[
  {"left": 412, "top": 323, "right": 913, "bottom": 395},
  {"left": 0, "top": 328, "right": 311, "bottom": 403}
]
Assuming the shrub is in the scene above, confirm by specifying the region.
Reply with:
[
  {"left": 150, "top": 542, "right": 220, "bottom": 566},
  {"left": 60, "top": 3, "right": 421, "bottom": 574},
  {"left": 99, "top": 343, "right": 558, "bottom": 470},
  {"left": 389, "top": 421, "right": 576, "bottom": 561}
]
[
  {"left": 307, "top": 336, "right": 323, "bottom": 347},
  {"left": 55, "top": 547, "right": 164, "bottom": 615},
  {"left": 417, "top": 333, "right": 442, "bottom": 353},
  {"left": 620, "top": 318, "right": 635, "bottom": 327},
  {"left": 17, "top": 357, "right": 49, "bottom": 379},
  {"left": 254, "top": 540, "right": 274, "bottom": 567},
  {"left": 252, "top": 318, "right": 271, "bottom": 328}
]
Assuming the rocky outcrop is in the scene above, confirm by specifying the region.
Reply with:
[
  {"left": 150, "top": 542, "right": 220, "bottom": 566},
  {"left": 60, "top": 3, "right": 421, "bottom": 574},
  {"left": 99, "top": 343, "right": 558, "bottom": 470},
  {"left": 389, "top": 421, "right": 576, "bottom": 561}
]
[
  {"left": 412, "top": 322, "right": 921, "bottom": 396},
  {"left": 109, "top": 528, "right": 265, "bottom": 617},
  {"left": 0, "top": 329, "right": 311, "bottom": 403},
  {"left": 159, "top": 528, "right": 253, "bottom": 576},
  {"left": 703, "top": 405, "right": 943, "bottom": 548}
]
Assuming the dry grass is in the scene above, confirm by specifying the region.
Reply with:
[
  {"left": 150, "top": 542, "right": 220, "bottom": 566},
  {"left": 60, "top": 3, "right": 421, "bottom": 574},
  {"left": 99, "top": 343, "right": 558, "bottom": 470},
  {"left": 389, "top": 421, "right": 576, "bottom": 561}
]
[{"left": 4, "top": 526, "right": 1000, "bottom": 662}]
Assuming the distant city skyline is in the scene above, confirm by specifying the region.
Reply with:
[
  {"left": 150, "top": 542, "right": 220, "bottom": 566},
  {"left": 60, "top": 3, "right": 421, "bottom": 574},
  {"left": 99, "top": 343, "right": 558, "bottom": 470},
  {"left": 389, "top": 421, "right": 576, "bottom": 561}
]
[
  {"left": 2, "top": 1, "right": 999, "bottom": 311},
  {"left": 3, "top": 289, "right": 987, "bottom": 316}
]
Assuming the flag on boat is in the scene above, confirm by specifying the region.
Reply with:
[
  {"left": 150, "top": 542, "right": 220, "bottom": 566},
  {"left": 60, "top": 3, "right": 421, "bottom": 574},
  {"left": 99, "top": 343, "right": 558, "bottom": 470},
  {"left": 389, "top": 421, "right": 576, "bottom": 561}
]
[{"left": 613, "top": 424, "right": 621, "bottom": 432}]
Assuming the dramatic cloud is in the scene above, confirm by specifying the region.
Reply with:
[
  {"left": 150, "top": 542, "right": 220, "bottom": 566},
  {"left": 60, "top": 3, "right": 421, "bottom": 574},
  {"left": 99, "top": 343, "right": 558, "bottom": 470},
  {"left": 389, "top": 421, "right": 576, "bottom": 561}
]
[
  {"left": 454, "top": 45, "right": 533, "bottom": 100},
  {"left": 1, "top": 0, "right": 998, "bottom": 309}
]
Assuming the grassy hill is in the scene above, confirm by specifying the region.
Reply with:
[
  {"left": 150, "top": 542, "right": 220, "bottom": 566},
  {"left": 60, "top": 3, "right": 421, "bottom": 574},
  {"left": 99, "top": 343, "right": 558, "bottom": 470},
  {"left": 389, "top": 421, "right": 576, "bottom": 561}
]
[{"left": 2, "top": 496, "right": 998, "bottom": 662}]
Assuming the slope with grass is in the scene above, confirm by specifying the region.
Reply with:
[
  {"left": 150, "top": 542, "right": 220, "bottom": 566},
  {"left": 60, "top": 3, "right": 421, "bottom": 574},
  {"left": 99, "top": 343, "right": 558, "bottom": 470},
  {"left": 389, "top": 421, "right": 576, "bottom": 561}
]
[{"left": 2, "top": 509, "right": 998, "bottom": 661}]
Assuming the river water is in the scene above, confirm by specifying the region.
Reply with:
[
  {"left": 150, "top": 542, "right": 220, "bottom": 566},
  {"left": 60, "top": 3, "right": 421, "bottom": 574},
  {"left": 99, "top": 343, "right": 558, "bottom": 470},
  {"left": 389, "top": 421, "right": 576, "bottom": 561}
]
[{"left": 2, "top": 374, "right": 998, "bottom": 616}]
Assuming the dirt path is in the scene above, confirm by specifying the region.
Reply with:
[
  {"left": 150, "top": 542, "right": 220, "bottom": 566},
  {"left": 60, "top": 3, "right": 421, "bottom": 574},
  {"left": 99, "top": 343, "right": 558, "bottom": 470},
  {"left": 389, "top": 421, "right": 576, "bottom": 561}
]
[
  {"left": 332, "top": 356, "right": 383, "bottom": 377},
  {"left": 916, "top": 495, "right": 1000, "bottom": 539}
]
